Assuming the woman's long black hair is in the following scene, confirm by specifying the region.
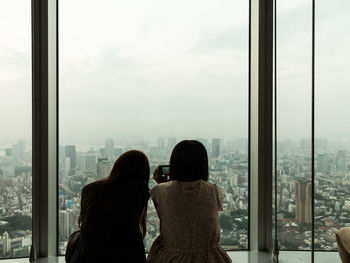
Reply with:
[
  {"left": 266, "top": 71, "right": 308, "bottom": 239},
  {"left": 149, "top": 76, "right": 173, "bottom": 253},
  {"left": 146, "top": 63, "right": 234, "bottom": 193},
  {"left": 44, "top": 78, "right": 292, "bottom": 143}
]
[{"left": 78, "top": 150, "right": 150, "bottom": 238}]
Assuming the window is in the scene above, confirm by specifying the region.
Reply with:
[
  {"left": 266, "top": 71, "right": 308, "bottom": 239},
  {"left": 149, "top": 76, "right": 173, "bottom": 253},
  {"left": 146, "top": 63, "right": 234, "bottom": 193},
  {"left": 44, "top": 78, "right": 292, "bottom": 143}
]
[
  {"left": 315, "top": 0, "right": 350, "bottom": 252},
  {"left": 4, "top": 0, "right": 347, "bottom": 259},
  {"left": 275, "top": 0, "right": 313, "bottom": 251},
  {"left": 275, "top": 0, "right": 314, "bottom": 254},
  {"left": 0, "top": 1, "right": 32, "bottom": 259},
  {"left": 58, "top": 0, "right": 249, "bottom": 253},
  {"left": 275, "top": 0, "right": 350, "bottom": 256}
]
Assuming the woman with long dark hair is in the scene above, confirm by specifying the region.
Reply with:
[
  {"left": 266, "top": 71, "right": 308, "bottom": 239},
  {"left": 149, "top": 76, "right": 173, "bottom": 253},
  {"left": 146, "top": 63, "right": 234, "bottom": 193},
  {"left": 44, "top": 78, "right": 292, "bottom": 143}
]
[
  {"left": 67, "top": 150, "right": 150, "bottom": 263},
  {"left": 147, "top": 140, "right": 231, "bottom": 263}
]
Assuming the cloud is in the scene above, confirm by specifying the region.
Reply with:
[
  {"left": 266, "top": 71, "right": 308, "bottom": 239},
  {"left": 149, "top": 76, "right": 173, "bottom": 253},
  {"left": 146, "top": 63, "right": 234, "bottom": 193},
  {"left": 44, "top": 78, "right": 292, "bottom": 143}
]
[{"left": 193, "top": 26, "right": 248, "bottom": 54}]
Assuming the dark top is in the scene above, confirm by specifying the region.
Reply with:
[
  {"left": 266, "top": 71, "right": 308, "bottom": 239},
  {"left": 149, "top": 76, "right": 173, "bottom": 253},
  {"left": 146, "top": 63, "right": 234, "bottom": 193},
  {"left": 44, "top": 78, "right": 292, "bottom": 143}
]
[{"left": 74, "top": 179, "right": 149, "bottom": 263}]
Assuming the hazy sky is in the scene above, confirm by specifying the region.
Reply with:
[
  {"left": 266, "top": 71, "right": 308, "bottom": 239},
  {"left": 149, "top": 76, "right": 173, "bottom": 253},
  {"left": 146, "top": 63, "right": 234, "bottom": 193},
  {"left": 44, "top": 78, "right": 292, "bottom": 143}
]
[
  {"left": 0, "top": 0, "right": 349, "bottom": 146},
  {"left": 277, "top": 0, "right": 350, "bottom": 140},
  {"left": 0, "top": 1, "right": 31, "bottom": 145},
  {"left": 59, "top": 0, "right": 249, "bottom": 145}
]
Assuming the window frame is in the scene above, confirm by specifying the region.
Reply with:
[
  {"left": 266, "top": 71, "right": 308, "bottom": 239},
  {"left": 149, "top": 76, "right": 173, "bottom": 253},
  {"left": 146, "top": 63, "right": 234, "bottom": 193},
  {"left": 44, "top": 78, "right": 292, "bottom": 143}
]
[
  {"left": 28, "top": 0, "right": 274, "bottom": 258},
  {"left": 32, "top": 0, "right": 57, "bottom": 257},
  {"left": 272, "top": 0, "right": 318, "bottom": 257},
  {"left": 250, "top": 0, "right": 273, "bottom": 252}
]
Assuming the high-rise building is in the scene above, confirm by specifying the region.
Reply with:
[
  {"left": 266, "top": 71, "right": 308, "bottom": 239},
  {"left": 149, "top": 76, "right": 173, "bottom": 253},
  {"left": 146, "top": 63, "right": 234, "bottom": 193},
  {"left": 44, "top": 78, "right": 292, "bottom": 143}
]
[
  {"left": 212, "top": 138, "right": 220, "bottom": 158},
  {"left": 105, "top": 139, "right": 114, "bottom": 162},
  {"left": 336, "top": 150, "right": 348, "bottom": 173},
  {"left": 65, "top": 145, "right": 76, "bottom": 170},
  {"left": 2, "top": 231, "right": 10, "bottom": 256},
  {"left": 82, "top": 154, "right": 97, "bottom": 173},
  {"left": 295, "top": 179, "right": 312, "bottom": 223},
  {"left": 64, "top": 157, "right": 71, "bottom": 172},
  {"left": 98, "top": 159, "right": 113, "bottom": 178},
  {"left": 13, "top": 139, "right": 25, "bottom": 158},
  {"left": 5, "top": 148, "right": 12, "bottom": 157},
  {"left": 317, "top": 153, "right": 328, "bottom": 174},
  {"left": 59, "top": 210, "right": 73, "bottom": 239}
]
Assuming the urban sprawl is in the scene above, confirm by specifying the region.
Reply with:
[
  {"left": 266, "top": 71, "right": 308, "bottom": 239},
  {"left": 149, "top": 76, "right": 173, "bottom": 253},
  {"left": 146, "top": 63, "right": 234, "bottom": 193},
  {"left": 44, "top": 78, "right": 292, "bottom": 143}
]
[{"left": 0, "top": 138, "right": 349, "bottom": 258}]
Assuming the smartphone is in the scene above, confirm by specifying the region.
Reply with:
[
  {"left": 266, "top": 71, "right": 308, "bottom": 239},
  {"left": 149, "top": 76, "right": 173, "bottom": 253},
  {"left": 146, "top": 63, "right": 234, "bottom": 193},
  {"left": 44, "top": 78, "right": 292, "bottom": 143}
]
[{"left": 158, "top": 165, "right": 170, "bottom": 177}]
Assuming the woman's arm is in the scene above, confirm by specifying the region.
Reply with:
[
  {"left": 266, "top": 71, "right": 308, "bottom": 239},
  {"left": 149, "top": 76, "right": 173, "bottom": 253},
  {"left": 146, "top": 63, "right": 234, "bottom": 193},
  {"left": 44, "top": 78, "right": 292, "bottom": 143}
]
[
  {"left": 214, "top": 184, "right": 224, "bottom": 211},
  {"left": 149, "top": 186, "right": 159, "bottom": 209},
  {"left": 152, "top": 166, "right": 169, "bottom": 184}
]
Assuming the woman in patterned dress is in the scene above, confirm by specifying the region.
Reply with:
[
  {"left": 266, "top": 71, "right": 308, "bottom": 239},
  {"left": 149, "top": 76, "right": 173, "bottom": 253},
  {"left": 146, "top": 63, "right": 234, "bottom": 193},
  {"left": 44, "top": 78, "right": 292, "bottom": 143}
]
[{"left": 147, "top": 140, "right": 231, "bottom": 263}]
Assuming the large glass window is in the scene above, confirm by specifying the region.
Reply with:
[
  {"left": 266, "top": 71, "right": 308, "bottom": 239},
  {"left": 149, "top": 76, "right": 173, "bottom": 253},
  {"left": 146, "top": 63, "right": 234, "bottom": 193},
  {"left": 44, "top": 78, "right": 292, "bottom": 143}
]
[
  {"left": 0, "top": 1, "right": 32, "bottom": 258},
  {"left": 315, "top": 0, "right": 350, "bottom": 252},
  {"left": 276, "top": 0, "right": 350, "bottom": 257},
  {"left": 58, "top": 0, "right": 249, "bottom": 254},
  {"left": 275, "top": 0, "right": 313, "bottom": 252}
]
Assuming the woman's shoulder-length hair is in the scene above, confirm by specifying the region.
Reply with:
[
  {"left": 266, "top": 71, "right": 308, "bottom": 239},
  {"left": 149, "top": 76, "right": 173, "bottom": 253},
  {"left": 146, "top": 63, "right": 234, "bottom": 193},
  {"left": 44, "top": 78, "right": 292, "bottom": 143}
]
[{"left": 169, "top": 140, "right": 209, "bottom": 182}]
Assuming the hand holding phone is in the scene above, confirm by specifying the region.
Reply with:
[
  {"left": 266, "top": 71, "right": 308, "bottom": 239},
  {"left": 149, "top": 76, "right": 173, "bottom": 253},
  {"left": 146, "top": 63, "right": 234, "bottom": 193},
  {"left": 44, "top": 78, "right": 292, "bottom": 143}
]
[
  {"left": 153, "top": 165, "right": 170, "bottom": 184},
  {"left": 158, "top": 165, "right": 170, "bottom": 177}
]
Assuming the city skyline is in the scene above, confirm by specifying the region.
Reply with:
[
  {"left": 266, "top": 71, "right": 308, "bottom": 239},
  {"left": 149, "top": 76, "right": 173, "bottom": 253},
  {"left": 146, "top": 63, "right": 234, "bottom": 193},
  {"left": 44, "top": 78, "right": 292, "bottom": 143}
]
[
  {"left": 2, "top": 136, "right": 350, "bottom": 257},
  {"left": 57, "top": 137, "right": 249, "bottom": 253},
  {"left": 1, "top": 0, "right": 350, "bottom": 259}
]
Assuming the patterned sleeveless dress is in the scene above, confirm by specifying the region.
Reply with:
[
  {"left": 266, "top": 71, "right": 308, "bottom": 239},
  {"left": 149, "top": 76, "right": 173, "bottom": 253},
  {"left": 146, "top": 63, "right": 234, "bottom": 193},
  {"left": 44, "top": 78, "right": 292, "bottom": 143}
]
[{"left": 147, "top": 180, "right": 231, "bottom": 263}]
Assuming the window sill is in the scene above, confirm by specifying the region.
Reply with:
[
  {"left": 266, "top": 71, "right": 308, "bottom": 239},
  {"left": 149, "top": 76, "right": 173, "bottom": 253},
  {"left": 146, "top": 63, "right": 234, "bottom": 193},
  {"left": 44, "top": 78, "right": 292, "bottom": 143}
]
[
  {"left": 279, "top": 251, "right": 341, "bottom": 263},
  {"left": 0, "top": 251, "right": 341, "bottom": 263}
]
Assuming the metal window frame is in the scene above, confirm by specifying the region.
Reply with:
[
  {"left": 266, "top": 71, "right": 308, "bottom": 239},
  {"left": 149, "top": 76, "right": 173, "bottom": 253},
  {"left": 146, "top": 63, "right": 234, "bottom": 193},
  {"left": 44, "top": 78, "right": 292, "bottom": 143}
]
[
  {"left": 32, "top": 0, "right": 57, "bottom": 257},
  {"left": 250, "top": 0, "right": 274, "bottom": 254},
  {"left": 271, "top": 0, "right": 317, "bottom": 260},
  {"left": 29, "top": 0, "right": 275, "bottom": 258}
]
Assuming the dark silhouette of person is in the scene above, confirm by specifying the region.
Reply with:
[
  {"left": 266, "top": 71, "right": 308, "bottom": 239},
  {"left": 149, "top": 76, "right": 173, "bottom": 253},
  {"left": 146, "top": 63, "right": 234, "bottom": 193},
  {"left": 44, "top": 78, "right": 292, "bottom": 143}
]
[{"left": 68, "top": 150, "right": 150, "bottom": 263}]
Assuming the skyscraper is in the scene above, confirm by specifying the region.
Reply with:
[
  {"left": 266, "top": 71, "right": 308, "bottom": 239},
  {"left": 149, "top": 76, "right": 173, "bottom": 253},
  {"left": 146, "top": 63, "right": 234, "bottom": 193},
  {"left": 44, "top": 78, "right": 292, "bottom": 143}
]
[
  {"left": 295, "top": 179, "right": 312, "bottom": 223},
  {"left": 82, "top": 154, "right": 97, "bottom": 173},
  {"left": 2, "top": 231, "right": 10, "bottom": 256},
  {"left": 64, "top": 157, "right": 71, "bottom": 172},
  {"left": 65, "top": 145, "right": 76, "bottom": 170},
  {"left": 59, "top": 210, "right": 74, "bottom": 239},
  {"left": 5, "top": 148, "right": 12, "bottom": 157},
  {"left": 212, "top": 138, "right": 220, "bottom": 158},
  {"left": 98, "top": 159, "right": 113, "bottom": 178},
  {"left": 317, "top": 153, "right": 328, "bottom": 174},
  {"left": 336, "top": 150, "right": 348, "bottom": 173},
  {"left": 105, "top": 139, "right": 114, "bottom": 162},
  {"left": 13, "top": 139, "right": 25, "bottom": 158}
]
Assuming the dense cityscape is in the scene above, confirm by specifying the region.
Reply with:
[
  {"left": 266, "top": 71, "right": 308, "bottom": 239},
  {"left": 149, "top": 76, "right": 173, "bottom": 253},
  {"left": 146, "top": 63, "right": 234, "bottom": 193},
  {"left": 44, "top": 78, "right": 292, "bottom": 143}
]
[
  {"left": 275, "top": 138, "right": 350, "bottom": 251},
  {"left": 57, "top": 137, "right": 249, "bottom": 254},
  {"left": 0, "top": 139, "right": 32, "bottom": 258},
  {"left": 1, "top": 137, "right": 350, "bottom": 258}
]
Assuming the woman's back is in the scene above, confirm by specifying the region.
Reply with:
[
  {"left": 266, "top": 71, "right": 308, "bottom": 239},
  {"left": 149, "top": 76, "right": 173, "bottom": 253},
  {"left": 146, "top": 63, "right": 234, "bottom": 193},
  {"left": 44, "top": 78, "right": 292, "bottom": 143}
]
[
  {"left": 77, "top": 179, "right": 149, "bottom": 263},
  {"left": 148, "top": 180, "right": 231, "bottom": 263}
]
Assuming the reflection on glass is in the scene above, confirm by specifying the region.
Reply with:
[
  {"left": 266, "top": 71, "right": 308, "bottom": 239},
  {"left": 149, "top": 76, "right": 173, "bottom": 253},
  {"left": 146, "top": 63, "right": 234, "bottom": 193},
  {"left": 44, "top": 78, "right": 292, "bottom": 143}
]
[
  {"left": 0, "top": 1, "right": 32, "bottom": 259},
  {"left": 315, "top": 0, "right": 350, "bottom": 252},
  {"left": 59, "top": 0, "right": 249, "bottom": 253}
]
